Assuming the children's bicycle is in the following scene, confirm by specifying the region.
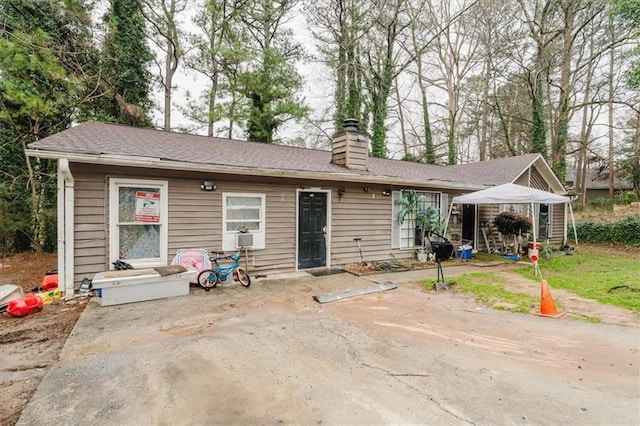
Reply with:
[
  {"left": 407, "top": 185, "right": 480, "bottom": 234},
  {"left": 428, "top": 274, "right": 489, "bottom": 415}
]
[{"left": 197, "top": 252, "right": 251, "bottom": 290}]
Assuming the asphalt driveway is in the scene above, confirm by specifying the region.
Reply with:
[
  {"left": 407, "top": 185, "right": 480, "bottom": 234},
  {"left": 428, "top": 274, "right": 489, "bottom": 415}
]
[{"left": 18, "top": 269, "right": 640, "bottom": 425}]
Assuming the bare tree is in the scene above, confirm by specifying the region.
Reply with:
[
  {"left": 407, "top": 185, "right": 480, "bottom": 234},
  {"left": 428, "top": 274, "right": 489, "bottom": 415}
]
[
  {"left": 469, "top": 0, "right": 520, "bottom": 160},
  {"left": 517, "top": 0, "right": 563, "bottom": 162},
  {"left": 401, "top": 0, "right": 437, "bottom": 163},
  {"left": 422, "top": 0, "right": 481, "bottom": 164},
  {"left": 142, "top": 0, "right": 188, "bottom": 131}
]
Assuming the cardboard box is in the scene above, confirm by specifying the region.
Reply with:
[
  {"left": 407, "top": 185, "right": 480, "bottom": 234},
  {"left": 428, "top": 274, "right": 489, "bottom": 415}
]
[{"left": 92, "top": 269, "right": 196, "bottom": 306}]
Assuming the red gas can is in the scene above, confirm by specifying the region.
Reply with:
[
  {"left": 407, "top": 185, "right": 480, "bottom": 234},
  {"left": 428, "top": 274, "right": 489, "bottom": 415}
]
[
  {"left": 41, "top": 271, "right": 58, "bottom": 290},
  {"left": 7, "top": 293, "right": 44, "bottom": 317}
]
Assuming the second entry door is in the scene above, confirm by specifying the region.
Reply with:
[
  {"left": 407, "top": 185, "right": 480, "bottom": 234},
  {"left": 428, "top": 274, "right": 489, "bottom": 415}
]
[{"left": 462, "top": 204, "right": 476, "bottom": 247}]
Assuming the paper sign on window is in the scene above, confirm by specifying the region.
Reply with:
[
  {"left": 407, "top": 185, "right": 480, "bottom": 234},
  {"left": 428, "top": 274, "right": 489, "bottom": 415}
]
[{"left": 134, "top": 191, "right": 161, "bottom": 223}]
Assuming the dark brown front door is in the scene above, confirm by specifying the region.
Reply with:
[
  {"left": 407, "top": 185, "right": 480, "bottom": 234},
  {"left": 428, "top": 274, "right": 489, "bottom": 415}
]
[{"left": 298, "top": 192, "right": 327, "bottom": 269}]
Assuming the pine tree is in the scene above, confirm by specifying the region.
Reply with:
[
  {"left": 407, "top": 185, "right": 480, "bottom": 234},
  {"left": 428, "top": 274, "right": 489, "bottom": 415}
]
[
  {"left": 0, "top": 0, "right": 96, "bottom": 252},
  {"left": 238, "top": 0, "right": 307, "bottom": 143},
  {"left": 611, "top": 0, "right": 640, "bottom": 88},
  {"left": 101, "top": 0, "right": 155, "bottom": 126}
]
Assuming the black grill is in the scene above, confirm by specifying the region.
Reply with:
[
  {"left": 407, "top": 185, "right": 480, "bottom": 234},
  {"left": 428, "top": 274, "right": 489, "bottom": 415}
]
[{"left": 430, "top": 241, "right": 453, "bottom": 261}]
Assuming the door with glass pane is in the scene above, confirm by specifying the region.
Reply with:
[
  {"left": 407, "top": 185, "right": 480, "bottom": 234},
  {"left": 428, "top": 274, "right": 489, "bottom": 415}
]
[{"left": 537, "top": 204, "right": 550, "bottom": 240}]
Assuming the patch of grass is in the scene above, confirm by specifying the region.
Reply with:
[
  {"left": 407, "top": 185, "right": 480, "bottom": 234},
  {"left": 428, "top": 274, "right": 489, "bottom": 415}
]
[
  {"left": 514, "top": 249, "right": 640, "bottom": 313},
  {"left": 437, "top": 272, "right": 538, "bottom": 314}
]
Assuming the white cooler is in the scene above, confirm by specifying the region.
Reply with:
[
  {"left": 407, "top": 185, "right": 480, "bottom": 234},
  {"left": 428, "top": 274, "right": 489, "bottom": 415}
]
[{"left": 92, "top": 269, "right": 196, "bottom": 306}]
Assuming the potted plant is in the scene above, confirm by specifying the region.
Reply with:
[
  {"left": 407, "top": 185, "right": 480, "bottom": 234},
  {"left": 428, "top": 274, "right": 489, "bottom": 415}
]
[
  {"left": 416, "top": 206, "right": 446, "bottom": 259},
  {"left": 493, "top": 211, "right": 532, "bottom": 256}
]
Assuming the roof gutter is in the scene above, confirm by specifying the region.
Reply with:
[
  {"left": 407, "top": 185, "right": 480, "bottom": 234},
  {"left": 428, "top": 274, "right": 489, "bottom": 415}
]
[
  {"left": 26, "top": 149, "right": 487, "bottom": 192},
  {"left": 57, "top": 159, "right": 75, "bottom": 300}
]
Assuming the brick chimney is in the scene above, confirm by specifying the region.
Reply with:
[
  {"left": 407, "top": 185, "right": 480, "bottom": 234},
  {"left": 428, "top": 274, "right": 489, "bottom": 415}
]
[{"left": 331, "top": 118, "right": 368, "bottom": 170}]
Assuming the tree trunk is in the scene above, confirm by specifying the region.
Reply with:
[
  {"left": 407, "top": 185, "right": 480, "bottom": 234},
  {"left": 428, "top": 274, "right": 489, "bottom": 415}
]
[
  {"left": 208, "top": 72, "right": 219, "bottom": 137},
  {"left": 608, "top": 17, "right": 615, "bottom": 200},
  {"left": 479, "top": 57, "right": 491, "bottom": 161},
  {"left": 552, "top": 0, "right": 578, "bottom": 185},
  {"left": 394, "top": 76, "right": 408, "bottom": 157},
  {"left": 369, "top": 38, "right": 396, "bottom": 158},
  {"left": 412, "top": 20, "right": 435, "bottom": 164},
  {"left": 530, "top": 71, "right": 547, "bottom": 158},
  {"left": 21, "top": 125, "right": 43, "bottom": 253}
]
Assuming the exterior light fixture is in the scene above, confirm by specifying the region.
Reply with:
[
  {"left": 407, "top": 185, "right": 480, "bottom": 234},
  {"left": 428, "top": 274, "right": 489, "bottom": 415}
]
[
  {"left": 201, "top": 181, "right": 216, "bottom": 191},
  {"left": 337, "top": 187, "right": 346, "bottom": 200}
]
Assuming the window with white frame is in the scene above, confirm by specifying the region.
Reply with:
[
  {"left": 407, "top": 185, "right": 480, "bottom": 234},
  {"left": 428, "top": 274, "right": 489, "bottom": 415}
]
[
  {"left": 392, "top": 190, "right": 444, "bottom": 250},
  {"left": 222, "top": 193, "right": 266, "bottom": 251},
  {"left": 109, "top": 178, "right": 168, "bottom": 268}
]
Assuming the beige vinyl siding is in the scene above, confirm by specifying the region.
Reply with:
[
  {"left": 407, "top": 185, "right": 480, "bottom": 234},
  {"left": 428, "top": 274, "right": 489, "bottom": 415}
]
[
  {"left": 331, "top": 185, "right": 405, "bottom": 265},
  {"left": 168, "top": 180, "right": 298, "bottom": 274},
  {"left": 252, "top": 186, "right": 297, "bottom": 273},
  {"left": 529, "top": 168, "right": 548, "bottom": 189},
  {"left": 514, "top": 166, "right": 548, "bottom": 189},
  {"left": 550, "top": 204, "right": 566, "bottom": 244},
  {"left": 167, "top": 179, "right": 221, "bottom": 250},
  {"left": 513, "top": 173, "right": 528, "bottom": 186},
  {"left": 69, "top": 164, "right": 304, "bottom": 282},
  {"left": 72, "top": 168, "right": 107, "bottom": 286}
]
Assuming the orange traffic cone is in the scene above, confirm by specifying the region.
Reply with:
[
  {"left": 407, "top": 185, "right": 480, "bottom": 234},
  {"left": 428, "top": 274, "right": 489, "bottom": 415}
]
[{"left": 534, "top": 279, "right": 565, "bottom": 318}]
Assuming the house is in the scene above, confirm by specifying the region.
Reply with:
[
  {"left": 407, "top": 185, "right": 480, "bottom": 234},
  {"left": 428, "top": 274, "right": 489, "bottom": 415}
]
[
  {"left": 566, "top": 168, "right": 633, "bottom": 203},
  {"left": 26, "top": 121, "right": 569, "bottom": 297}
]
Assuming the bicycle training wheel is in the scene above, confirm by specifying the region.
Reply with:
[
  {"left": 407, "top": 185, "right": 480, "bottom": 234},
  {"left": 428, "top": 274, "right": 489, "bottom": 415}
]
[
  {"left": 235, "top": 267, "right": 251, "bottom": 287},
  {"left": 197, "top": 269, "right": 218, "bottom": 290}
]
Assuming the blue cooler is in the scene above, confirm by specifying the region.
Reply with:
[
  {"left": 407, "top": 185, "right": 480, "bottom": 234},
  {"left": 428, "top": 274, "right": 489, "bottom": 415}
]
[{"left": 458, "top": 246, "right": 472, "bottom": 260}]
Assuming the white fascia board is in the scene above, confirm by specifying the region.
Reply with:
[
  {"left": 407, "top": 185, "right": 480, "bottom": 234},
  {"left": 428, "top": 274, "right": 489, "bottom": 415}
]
[{"left": 25, "top": 149, "right": 485, "bottom": 191}]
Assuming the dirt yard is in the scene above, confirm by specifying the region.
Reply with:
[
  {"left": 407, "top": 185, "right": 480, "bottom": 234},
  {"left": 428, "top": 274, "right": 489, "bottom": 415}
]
[{"left": 0, "top": 253, "right": 87, "bottom": 426}]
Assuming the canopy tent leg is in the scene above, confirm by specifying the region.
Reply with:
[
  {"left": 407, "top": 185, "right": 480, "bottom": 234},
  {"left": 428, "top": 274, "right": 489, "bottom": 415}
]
[{"left": 443, "top": 202, "right": 455, "bottom": 236}]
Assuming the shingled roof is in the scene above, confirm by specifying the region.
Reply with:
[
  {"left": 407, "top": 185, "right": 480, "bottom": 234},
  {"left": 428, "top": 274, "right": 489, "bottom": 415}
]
[
  {"left": 566, "top": 168, "right": 633, "bottom": 190},
  {"left": 26, "top": 122, "right": 552, "bottom": 191},
  {"left": 448, "top": 153, "right": 543, "bottom": 185}
]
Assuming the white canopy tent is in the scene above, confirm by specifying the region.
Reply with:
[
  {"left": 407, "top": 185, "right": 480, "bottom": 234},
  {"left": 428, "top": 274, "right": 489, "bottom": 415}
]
[{"left": 444, "top": 183, "right": 578, "bottom": 246}]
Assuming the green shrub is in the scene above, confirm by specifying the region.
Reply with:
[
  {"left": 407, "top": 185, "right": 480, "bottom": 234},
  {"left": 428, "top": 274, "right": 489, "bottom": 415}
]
[
  {"left": 588, "top": 197, "right": 613, "bottom": 210},
  {"left": 575, "top": 217, "right": 640, "bottom": 246},
  {"left": 620, "top": 191, "right": 638, "bottom": 205},
  {"left": 493, "top": 211, "right": 532, "bottom": 236}
]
